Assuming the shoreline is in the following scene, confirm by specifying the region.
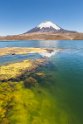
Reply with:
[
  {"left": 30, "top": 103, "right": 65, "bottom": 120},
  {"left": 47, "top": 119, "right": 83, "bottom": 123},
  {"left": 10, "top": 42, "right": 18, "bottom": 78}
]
[
  {"left": 0, "top": 32, "right": 83, "bottom": 40},
  {"left": 0, "top": 47, "right": 55, "bottom": 82},
  {"left": 0, "top": 47, "right": 55, "bottom": 56}
]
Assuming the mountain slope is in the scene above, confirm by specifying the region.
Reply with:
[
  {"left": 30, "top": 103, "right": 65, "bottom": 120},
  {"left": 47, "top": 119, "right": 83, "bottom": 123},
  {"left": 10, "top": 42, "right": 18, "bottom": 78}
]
[{"left": 24, "top": 21, "right": 66, "bottom": 33}]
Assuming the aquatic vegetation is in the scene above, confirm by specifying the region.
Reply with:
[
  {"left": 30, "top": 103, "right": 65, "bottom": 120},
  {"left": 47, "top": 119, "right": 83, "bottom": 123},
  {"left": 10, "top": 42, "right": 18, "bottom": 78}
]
[
  {"left": 0, "top": 60, "right": 32, "bottom": 81},
  {"left": 0, "top": 59, "right": 46, "bottom": 81},
  {"left": 0, "top": 47, "right": 54, "bottom": 56},
  {"left": 0, "top": 53, "right": 83, "bottom": 124},
  {"left": 0, "top": 82, "right": 16, "bottom": 123},
  {"left": 24, "top": 77, "right": 38, "bottom": 88},
  {"left": 0, "top": 60, "right": 62, "bottom": 124},
  {"left": 0, "top": 81, "right": 50, "bottom": 124},
  {"left": 0, "top": 80, "right": 72, "bottom": 124}
]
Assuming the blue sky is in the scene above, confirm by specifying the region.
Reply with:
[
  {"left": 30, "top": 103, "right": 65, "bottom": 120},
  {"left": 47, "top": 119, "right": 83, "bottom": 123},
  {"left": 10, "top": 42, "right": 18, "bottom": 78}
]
[{"left": 0, "top": 0, "right": 83, "bottom": 35}]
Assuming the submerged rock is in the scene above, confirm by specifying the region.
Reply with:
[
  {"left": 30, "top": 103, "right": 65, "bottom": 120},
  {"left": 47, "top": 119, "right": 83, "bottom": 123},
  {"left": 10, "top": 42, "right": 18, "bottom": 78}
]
[
  {"left": 36, "top": 72, "right": 46, "bottom": 78},
  {"left": 11, "top": 53, "right": 16, "bottom": 55},
  {"left": 24, "top": 77, "right": 38, "bottom": 88}
]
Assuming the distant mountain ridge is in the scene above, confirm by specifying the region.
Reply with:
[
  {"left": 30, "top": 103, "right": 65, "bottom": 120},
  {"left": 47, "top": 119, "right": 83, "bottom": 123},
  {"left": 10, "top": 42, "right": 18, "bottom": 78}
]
[{"left": 24, "top": 21, "right": 76, "bottom": 33}]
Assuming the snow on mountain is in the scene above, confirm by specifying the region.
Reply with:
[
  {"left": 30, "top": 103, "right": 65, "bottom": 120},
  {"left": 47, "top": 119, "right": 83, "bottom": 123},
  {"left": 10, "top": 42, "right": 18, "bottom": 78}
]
[
  {"left": 37, "top": 21, "right": 61, "bottom": 30},
  {"left": 24, "top": 20, "right": 75, "bottom": 34}
]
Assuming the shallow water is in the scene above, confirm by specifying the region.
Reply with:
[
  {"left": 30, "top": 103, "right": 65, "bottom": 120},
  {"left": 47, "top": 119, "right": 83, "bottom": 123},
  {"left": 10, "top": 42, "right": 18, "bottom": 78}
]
[
  {"left": 0, "top": 40, "right": 83, "bottom": 123},
  {"left": 0, "top": 53, "right": 43, "bottom": 65}
]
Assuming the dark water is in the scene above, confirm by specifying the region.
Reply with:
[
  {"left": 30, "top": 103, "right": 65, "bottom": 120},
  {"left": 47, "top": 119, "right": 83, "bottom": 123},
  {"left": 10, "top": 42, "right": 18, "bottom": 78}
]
[{"left": 0, "top": 40, "right": 83, "bottom": 123}]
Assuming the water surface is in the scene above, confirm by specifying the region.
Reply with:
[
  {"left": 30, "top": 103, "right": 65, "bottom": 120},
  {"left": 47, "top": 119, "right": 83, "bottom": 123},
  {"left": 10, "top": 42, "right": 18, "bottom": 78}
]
[
  {"left": 0, "top": 40, "right": 83, "bottom": 124},
  {"left": 0, "top": 40, "right": 83, "bottom": 49}
]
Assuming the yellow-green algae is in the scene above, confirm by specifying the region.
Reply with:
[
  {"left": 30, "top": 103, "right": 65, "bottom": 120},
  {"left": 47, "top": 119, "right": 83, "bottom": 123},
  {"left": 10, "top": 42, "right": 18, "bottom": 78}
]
[{"left": 0, "top": 59, "right": 80, "bottom": 124}]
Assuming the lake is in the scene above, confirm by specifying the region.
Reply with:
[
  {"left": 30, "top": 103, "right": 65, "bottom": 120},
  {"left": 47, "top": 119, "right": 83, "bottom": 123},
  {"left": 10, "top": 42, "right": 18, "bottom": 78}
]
[
  {"left": 0, "top": 40, "right": 83, "bottom": 124},
  {"left": 0, "top": 40, "right": 83, "bottom": 49}
]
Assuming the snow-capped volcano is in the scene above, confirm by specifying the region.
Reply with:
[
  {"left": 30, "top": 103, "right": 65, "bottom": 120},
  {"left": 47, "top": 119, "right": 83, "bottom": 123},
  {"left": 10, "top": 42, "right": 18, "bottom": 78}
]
[
  {"left": 24, "top": 21, "right": 75, "bottom": 34},
  {"left": 25, "top": 21, "right": 64, "bottom": 33},
  {"left": 37, "top": 21, "right": 60, "bottom": 30}
]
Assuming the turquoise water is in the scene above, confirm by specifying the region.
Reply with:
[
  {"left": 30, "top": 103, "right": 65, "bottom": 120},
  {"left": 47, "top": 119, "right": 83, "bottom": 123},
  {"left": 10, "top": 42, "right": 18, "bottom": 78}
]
[
  {"left": 0, "top": 40, "right": 83, "bottom": 123},
  {"left": 34, "top": 48, "right": 83, "bottom": 124},
  {"left": 40, "top": 51, "right": 83, "bottom": 124},
  {"left": 0, "top": 40, "right": 83, "bottom": 48}
]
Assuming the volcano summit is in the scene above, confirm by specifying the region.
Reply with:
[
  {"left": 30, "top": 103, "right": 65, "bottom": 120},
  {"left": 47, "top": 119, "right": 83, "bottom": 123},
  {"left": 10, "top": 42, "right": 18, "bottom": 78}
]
[{"left": 25, "top": 21, "right": 67, "bottom": 33}]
